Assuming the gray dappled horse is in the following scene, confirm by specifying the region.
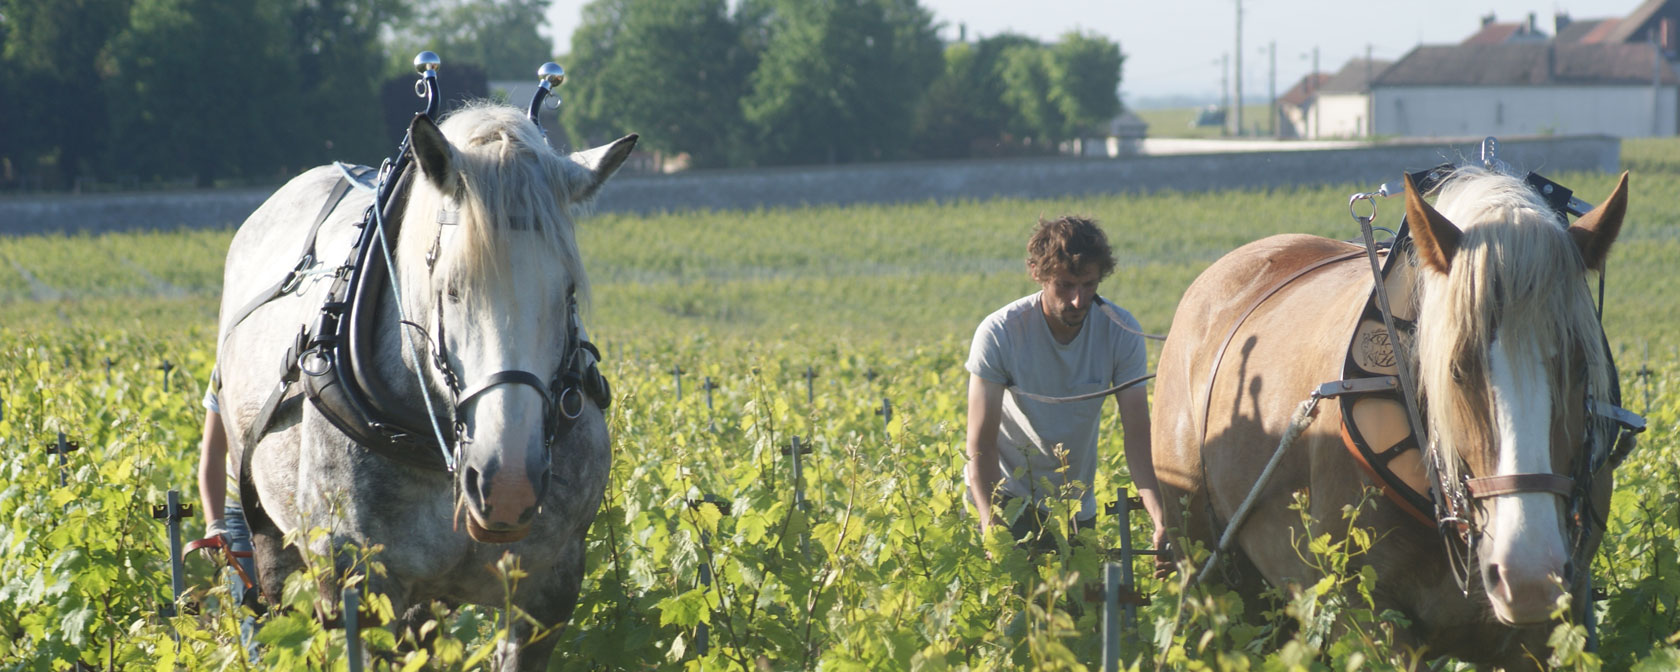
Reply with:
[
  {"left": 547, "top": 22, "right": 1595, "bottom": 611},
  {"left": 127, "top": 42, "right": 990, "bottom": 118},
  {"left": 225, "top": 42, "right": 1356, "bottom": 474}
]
[
  {"left": 1152, "top": 168, "right": 1629, "bottom": 668},
  {"left": 216, "top": 102, "right": 634, "bottom": 669}
]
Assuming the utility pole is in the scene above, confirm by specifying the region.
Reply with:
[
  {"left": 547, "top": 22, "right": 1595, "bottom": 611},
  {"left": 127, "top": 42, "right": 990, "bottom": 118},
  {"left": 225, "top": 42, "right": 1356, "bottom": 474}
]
[
  {"left": 1312, "top": 46, "right": 1321, "bottom": 139},
  {"left": 1268, "top": 41, "right": 1277, "bottom": 137},
  {"left": 1221, "top": 53, "right": 1230, "bottom": 136},
  {"left": 1233, "top": 0, "right": 1244, "bottom": 136},
  {"left": 1365, "top": 43, "right": 1374, "bottom": 138}
]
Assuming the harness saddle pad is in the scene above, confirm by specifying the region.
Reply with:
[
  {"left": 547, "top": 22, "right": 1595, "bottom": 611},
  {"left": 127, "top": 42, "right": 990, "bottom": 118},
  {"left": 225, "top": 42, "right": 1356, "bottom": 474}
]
[{"left": 1338, "top": 233, "right": 1435, "bottom": 526}]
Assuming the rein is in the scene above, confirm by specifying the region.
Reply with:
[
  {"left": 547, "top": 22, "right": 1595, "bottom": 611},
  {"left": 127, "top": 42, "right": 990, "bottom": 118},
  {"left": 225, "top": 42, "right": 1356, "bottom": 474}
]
[{"left": 1005, "top": 299, "right": 1163, "bottom": 404}]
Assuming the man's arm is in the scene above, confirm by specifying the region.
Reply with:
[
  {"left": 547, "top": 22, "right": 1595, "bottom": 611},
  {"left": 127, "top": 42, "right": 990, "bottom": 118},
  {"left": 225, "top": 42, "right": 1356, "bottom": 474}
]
[
  {"left": 965, "top": 374, "right": 1006, "bottom": 534},
  {"left": 1115, "top": 386, "right": 1166, "bottom": 549},
  {"left": 197, "top": 409, "right": 229, "bottom": 536}
]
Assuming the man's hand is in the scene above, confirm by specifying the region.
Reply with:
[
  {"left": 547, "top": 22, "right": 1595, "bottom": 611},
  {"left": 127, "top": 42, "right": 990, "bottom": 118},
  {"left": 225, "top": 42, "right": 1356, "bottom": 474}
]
[
  {"left": 1152, "top": 523, "right": 1175, "bottom": 578},
  {"left": 198, "top": 517, "right": 228, "bottom": 563}
]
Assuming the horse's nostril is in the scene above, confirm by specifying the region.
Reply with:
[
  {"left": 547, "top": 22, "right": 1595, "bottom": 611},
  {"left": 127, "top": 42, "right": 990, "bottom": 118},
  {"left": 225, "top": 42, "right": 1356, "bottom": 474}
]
[{"left": 464, "top": 466, "right": 492, "bottom": 515}]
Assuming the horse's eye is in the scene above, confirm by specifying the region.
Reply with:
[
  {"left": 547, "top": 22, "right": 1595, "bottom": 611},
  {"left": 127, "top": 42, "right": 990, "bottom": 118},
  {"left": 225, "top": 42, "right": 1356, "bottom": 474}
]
[{"left": 446, "top": 286, "right": 461, "bottom": 303}]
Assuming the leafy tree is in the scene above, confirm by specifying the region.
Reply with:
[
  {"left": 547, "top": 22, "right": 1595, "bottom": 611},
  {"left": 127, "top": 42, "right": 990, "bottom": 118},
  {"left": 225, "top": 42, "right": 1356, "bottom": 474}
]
[
  {"left": 740, "top": 0, "right": 942, "bottom": 165},
  {"left": 999, "top": 43, "right": 1062, "bottom": 146},
  {"left": 993, "top": 31, "right": 1123, "bottom": 147},
  {"left": 1047, "top": 31, "right": 1123, "bottom": 139},
  {"left": 0, "top": 0, "right": 133, "bottom": 189},
  {"left": 388, "top": 0, "right": 554, "bottom": 81},
  {"left": 911, "top": 33, "right": 1038, "bottom": 159},
  {"left": 103, "top": 0, "right": 297, "bottom": 186},
  {"left": 562, "top": 0, "right": 753, "bottom": 168},
  {"left": 287, "top": 0, "right": 405, "bottom": 167}
]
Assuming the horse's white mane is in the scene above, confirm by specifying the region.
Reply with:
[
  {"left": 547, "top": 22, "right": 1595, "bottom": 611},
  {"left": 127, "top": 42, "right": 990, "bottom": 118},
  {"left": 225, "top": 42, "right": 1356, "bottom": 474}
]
[
  {"left": 1413, "top": 167, "right": 1610, "bottom": 482},
  {"left": 399, "top": 101, "right": 589, "bottom": 310}
]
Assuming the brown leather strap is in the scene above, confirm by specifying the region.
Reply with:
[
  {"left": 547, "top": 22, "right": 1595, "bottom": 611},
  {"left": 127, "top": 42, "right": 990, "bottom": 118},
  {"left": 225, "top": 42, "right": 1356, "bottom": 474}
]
[
  {"left": 1197, "top": 250, "right": 1366, "bottom": 446},
  {"left": 186, "top": 534, "right": 256, "bottom": 589},
  {"left": 1465, "top": 473, "right": 1574, "bottom": 499}
]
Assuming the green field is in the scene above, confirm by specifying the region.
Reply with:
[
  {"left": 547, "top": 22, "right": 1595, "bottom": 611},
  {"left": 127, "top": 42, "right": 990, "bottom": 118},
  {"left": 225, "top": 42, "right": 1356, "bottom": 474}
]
[
  {"left": 3, "top": 140, "right": 1679, "bottom": 669},
  {"left": 1132, "top": 104, "right": 1276, "bottom": 139}
]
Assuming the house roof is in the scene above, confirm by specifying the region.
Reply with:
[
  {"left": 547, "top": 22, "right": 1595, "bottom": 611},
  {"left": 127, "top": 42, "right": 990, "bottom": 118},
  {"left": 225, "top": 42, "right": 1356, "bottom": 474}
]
[
  {"left": 1279, "top": 73, "right": 1333, "bottom": 107},
  {"left": 1374, "top": 42, "right": 1679, "bottom": 87},
  {"left": 1561, "top": 18, "right": 1618, "bottom": 44},
  {"left": 1464, "top": 22, "right": 1524, "bottom": 45},
  {"left": 1319, "top": 58, "right": 1392, "bottom": 94},
  {"left": 1603, "top": 0, "right": 1670, "bottom": 43}
]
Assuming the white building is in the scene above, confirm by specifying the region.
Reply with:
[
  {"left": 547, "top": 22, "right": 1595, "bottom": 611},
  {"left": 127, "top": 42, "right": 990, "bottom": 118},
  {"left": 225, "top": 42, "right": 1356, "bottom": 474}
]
[
  {"left": 1305, "top": 58, "right": 1391, "bottom": 139},
  {"left": 1370, "top": 42, "right": 1679, "bottom": 138}
]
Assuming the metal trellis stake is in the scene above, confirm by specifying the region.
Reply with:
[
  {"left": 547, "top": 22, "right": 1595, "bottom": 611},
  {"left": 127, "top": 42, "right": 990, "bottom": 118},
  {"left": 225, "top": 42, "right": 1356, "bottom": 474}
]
[
  {"left": 686, "top": 496, "right": 733, "bottom": 658},
  {"left": 1638, "top": 342, "right": 1652, "bottom": 416},
  {"left": 344, "top": 587, "right": 363, "bottom": 672},
  {"left": 151, "top": 490, "right": 195, "bottom": 636},
  {"left": 702, "top": 377, "right": 718, "bottom": 431},
  {"left": 104, "top": 357, "right": 113, "bottom": 385},
  {"left": 876, "top": 397, "right": 892, "bottom": 433},
  {"left": 803, "top": 366, "right": 817, "bottom": 404},
  {"left": 46, "top": 432, "right": 79, "bottom": 488},
  {"left": 1102, "top": 562, "right": 1123, "bottom": 672},
  {"left": 782, "top": 437, "right": 813, "bottom": 557},
  {"left": 672, "top": 365, "right": 684, "bottom": 401},
  {"left": 160, "top": 360, "right": 174, "bottom": 393},
  {"left": 1103, "top": 487, "right": 1156, "bottom": 650}
]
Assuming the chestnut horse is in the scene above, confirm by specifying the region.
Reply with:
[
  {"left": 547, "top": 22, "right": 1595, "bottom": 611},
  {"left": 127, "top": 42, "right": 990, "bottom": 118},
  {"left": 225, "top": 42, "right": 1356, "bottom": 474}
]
[{"left": 1152, "top": 168, "right": 1629, "bottom": 666}]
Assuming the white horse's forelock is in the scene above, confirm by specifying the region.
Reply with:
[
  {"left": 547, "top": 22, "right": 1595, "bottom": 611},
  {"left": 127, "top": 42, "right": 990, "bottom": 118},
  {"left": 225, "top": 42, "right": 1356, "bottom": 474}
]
[
  {"left": 1413, "top": 167, "right": 1610, "bottom": 487},
  {"left": 397, "top": 101, "right": 589, "bottom": 312}
]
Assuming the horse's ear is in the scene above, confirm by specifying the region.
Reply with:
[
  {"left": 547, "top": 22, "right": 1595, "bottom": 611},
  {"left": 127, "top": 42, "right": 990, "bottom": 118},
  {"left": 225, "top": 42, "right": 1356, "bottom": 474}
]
[
  {"left": 1405, "top": 172, "right": 1461, "bottom": 274},
  {"left": 1569, "top": 171, "right": 1628, "bottom": 272},
  {"left": 409, "top": 115, "right": 455, "bottom": 191},
  {"left": 564, "top": 134, "right": 639, "bottom": 204}
]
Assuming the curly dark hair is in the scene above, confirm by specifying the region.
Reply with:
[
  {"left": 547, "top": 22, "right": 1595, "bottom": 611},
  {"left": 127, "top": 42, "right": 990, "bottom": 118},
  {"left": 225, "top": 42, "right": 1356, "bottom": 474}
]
[{"left": 1026, "top": 215, "right": 1116, "bottom": 281}]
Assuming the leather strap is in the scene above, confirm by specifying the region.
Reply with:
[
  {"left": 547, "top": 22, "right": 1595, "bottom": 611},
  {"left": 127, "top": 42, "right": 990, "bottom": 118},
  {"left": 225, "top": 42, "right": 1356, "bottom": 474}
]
[
  {"left": 219, "top": 172, "right": 362, "bottom": 347},
  {"left": 185, "top": 534, "right": 256, "bottom": 589},
  {"left": 1197, "top": 250, "right": 1366, "bottom": 446},
  {"left": 1466, "top": 473, "right": 1574, "bottom": 499},
  {"left": 458, "top": 370, "right": 552, "bottom": 409}
]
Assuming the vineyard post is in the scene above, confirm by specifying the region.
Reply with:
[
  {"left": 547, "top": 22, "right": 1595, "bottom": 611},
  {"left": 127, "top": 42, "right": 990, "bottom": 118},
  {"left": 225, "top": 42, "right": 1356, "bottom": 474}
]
[
  {"left": 703, "top": 377, "right": 718, "bottom": 432},
  {"left": 344, "top": 586, "right": 364, "bottom": 672},
  {"left": 150, "top": 489, "right": 194, "bottom": 637},
  {"left": 1638, "top": 342, "right": 1652, "bottom": 416},
  {"left": 104, "top": 357, "right": 113, "bottom": 385},
  {"left": 672, "top": 365, "right": 684, "bottom": 401},
  {"left": 687, "top": 496, "right": 733, "bottom": 658},
  {"left": 1, "top": 391, "right": 5, "bottom": 422},
  {"left": 160, "top": 360, "right": 174, "bottom": 393},
  {"left": 47, "top": 432, "right": 79, "bottom": 488},
  {"left": 1102, "top": 562, "right": 1122, "bottom": 672},
  {"left": 1113, "top": 489, "right": 1139, "bottom": 630},
  {"left": 782, "top": 437, "right": 812, "bottom": 557},
  {"left": 803, "top": 366, "right": 816, "bottom": 404},
  {"left": 876, "top": 397, "right": 892, "bottom": 434}
]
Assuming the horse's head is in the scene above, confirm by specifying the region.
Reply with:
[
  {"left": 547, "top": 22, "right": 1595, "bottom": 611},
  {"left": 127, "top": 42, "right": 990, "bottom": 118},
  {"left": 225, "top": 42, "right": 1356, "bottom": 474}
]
[
  {"left": 1406, "top": 169, "right": 1628, "bottom": 625},
  {"left": 399, "top": 103, "right": 635, "bottom": 543}
]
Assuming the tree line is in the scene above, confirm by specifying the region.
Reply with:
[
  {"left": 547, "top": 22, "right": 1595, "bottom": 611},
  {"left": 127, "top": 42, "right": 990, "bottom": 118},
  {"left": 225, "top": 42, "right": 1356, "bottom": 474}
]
[{"left": 0, "top": 0, "right": 1122, "bottom": 191}]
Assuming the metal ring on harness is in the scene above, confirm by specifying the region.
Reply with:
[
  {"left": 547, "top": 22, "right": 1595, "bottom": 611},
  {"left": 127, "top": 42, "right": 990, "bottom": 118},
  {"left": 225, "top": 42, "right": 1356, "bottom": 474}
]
[{"left": 556, "top": 384, "right": 584, "bottom": 421}]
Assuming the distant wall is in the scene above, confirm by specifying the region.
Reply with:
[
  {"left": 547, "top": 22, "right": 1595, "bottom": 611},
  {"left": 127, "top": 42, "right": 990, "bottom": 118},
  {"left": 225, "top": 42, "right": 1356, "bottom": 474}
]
[{"left": 0, "top": 135, "right": 1620, "bottom": 235}]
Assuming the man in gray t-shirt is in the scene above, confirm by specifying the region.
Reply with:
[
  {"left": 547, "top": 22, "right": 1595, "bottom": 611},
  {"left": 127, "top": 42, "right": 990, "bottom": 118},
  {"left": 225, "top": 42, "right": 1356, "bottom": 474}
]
[{"left": 965, "top": 215, "right": 1165, "bottom": 554}]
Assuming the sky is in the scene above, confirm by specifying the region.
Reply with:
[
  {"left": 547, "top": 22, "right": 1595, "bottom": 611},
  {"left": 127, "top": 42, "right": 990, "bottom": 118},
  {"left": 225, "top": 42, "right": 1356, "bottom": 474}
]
[{"left": 542, "top": 0, "right": 1648, "bottom": 105}]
